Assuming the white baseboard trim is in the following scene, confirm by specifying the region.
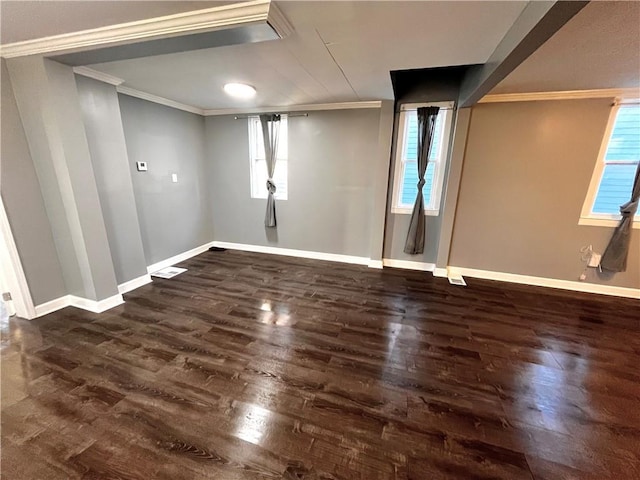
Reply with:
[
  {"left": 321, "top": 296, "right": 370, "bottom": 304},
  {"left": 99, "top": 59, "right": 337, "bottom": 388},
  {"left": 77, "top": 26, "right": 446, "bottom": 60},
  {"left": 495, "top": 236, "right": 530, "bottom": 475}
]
[
  {"left": 34, "top": 296, "right": 72, "bottom": 317},
  {"left": 433, "top": 267, "right": 448, "bottom": 278},
  {"left": 368, "top": 260, "right": 383, "bottom": 269},
  {"left": 118, "top": 274, "right": 153, "bottom": 295},
  {"left": 382, "top": 258, "right": 435, "bottom": 272},
  {"left": 448, "top": 267, "right": 640, "bottom": 299},
  {"left": 69, "top": 294, "right": 124, "bottom": 313},
  {"left": 147, "top": 242, "right": 215, "bottom": 274},
  {"left": 34, "top": 293, "right": 125, "bottom": 317},
  {"left": 211, "top": 241, "right": 370, "bottom": 266}
]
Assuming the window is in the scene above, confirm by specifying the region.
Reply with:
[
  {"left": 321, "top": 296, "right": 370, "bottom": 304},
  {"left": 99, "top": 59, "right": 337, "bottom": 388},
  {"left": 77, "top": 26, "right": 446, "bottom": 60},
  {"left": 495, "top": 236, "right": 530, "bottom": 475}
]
[
  {"left": 249, "top": 115, "right": 288, "bottom": 200},
  {"left": 580, "top": 103, "right": 639, "bottom": 227},
  {"left": 391, "top": 102, "right": 453, "bottom": 215}
]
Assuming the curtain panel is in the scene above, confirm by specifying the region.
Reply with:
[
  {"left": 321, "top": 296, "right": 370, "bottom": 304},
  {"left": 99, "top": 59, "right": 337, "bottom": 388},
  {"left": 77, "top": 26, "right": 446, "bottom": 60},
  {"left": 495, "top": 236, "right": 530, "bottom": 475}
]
[
  {"left": 259, "top": 114, "right": 281, "bottom": 228},
  {"left": 601, "top": 161, "right": 640, "bottom": 272},
  {"left": 403, "top": 106, "right": 440, "bottom": 255}
]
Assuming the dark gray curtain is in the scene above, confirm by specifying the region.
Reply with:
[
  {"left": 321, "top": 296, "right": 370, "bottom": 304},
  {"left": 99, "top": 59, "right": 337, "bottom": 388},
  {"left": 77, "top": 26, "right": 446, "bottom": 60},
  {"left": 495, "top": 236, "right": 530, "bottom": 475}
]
[
  {"left": 404, "top": 106, "right": 440, "bottom": 255},
  {"left": 601, "top": 161, "right": 640, "bottom": 272},
  {"left": 260, "top": 114, "right": 281, "bottom": 228}
]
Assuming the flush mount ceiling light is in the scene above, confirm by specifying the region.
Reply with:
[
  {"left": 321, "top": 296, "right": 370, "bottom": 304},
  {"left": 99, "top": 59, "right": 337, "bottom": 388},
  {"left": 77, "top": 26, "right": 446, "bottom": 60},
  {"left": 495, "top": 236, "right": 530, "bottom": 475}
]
[{"left": 223, "top": 82, "right": 256, "bottom": 99}]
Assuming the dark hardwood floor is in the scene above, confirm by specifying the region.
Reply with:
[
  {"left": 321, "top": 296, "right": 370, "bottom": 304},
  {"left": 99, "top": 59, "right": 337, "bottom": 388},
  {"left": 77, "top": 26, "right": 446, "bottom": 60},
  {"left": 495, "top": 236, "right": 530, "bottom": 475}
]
[{"left": 1, "top": 250, "right": 639, "bottom": 479}]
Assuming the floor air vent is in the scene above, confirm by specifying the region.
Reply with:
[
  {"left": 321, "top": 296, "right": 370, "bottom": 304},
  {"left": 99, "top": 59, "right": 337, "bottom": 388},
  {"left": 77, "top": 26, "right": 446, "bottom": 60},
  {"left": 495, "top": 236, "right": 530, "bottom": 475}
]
[{"left": 448, "top": 275, "right": 466, "bottom": 286}]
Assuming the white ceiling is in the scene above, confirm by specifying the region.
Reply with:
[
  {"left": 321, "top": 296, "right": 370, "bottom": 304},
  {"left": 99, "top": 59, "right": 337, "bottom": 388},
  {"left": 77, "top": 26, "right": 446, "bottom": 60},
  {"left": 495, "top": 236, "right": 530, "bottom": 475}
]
[
  {"left": 78, "top": 1, "right": 528, "bottom": 109},
  {"left": 0, "top": 1, "right": 228, "bottom": 44},
  {"left": 493, "top": 1, "right": 640, "bottom": 94}
]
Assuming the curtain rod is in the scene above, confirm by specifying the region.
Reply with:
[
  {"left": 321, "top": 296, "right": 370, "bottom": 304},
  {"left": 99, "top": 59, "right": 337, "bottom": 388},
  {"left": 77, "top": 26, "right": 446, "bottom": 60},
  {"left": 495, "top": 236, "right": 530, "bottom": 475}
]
[
  {"left": 399, "top": 107, "right": 455, "bottom": 112},
  {"left": 234, "top": 113, "right": 309, "bottom": 120}
]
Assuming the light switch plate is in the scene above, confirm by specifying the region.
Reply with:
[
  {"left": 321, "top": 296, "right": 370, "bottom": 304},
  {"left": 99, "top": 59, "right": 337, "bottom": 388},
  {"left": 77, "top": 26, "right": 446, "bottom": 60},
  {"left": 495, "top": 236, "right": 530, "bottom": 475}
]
[
  {"left": 171, "top": 173, "right": 178, "bottom": 183},
  {"left": 136, "top": 161, "right": 147, "bottom": 171}
]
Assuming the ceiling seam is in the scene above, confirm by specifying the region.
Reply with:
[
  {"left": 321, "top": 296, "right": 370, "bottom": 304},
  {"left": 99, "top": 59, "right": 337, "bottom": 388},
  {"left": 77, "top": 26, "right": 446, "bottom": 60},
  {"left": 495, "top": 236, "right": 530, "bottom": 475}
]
[{"left": 315, "top": 29, "right": 360, "bottom": 101}]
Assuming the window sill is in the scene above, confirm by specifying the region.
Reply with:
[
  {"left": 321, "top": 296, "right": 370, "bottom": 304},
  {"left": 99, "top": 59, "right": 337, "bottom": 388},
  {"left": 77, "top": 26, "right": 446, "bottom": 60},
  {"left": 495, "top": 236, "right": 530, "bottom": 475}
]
[
  {"left": 251, "top": 196, "right": 288, "bottom": 201},
  {"left": 391, "top": 207, "right": 440, "bottom": 216},
  {"left": 578, "top": 216, "right": 640, "bottom": 229}
]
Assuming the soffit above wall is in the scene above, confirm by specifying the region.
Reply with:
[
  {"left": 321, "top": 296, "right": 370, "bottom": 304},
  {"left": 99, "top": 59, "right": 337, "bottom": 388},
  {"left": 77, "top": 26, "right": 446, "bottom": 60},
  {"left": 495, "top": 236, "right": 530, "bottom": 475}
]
[{"left": 492, "top": 1, "right": 640, "bottom": 94}]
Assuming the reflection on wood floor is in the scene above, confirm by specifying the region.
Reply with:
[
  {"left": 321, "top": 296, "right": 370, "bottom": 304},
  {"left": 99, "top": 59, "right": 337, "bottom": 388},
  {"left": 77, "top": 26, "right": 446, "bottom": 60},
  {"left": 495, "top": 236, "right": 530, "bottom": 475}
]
[{"left": 1, "top": 250, "right": 639, "bottom": 479}]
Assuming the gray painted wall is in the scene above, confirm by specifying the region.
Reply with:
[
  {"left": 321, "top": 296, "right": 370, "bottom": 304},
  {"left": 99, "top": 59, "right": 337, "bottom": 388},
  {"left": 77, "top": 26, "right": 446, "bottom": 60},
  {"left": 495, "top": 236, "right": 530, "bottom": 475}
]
[
  {"left": 7, "top": 57, "right": 85, "bottom": 297},
  {"left": 369, "top": 101, "right": 395, "bottom": 263},
  {"left": 0, "top": 59, "right": 66, "bottom": 304},
  {"left": 119, "top": 94, "right": 212, "bottom": 266},
  {"left": 450, "top": 99, "right": 639, "bottom": 288},
  {"left": 7, "top": 57, "right": 119, "bottom": 301},
  {"left": 76, "top": 76, "right": 148, "bottom": 285},
  {"left": 205, "top": 109, "right": 380, "bottom": 257}
]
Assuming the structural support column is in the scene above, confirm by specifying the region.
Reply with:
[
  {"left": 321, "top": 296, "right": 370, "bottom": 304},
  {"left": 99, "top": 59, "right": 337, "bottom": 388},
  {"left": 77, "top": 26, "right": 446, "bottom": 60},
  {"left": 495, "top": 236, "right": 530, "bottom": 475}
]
[
  {"left": 368, "top": 100, "right": 395, "bottom": 267},
  {"left": 7, "top": 56, "right": 120, "bottom": 303},
  {"left": 434, "top": 108, "right": 472, "bottom": 276}
]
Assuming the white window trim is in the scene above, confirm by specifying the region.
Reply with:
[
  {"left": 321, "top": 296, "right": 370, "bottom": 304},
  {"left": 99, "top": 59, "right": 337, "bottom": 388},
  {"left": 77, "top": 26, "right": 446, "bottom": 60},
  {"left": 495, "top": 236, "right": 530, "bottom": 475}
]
[
  {"left": 248, "top": 115, "right": 288, "bottom": 200},
  {"left": 391, "top": 101, "right": 454, "bottom": 216},
  {"left": 579, "top": 103, "right": 639, "bottom": 229}
]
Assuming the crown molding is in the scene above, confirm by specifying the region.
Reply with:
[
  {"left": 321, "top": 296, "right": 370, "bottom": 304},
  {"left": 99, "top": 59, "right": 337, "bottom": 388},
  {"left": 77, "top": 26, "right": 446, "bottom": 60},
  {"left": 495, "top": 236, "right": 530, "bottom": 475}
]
[
  {"left": 0, "top": 0, "right": 274, "bottom": 59},
  {"left": 116, "top": 86, "right": 205, "bottom": 115},
  {"left": 203, "top": 101, "right": 382, "bottom": 116},
  {"left": 267, "top": 2, "right": 294, "bottom": 39},
  {"left": 479, "top": 88, "right": 640, "bottom": 104},
  {"left": 73, "top": 66, "right": 124, "bottom": 86},
  {"left": 83, "top": 78, "right": 379, "bottom": 117}
]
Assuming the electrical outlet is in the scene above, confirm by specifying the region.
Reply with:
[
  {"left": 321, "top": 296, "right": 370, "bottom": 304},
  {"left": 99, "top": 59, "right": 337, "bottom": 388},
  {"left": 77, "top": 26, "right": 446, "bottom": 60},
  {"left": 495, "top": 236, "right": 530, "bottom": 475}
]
[
  {"left": 171, "top": 173, "right": 178, "bottom": 183},
  {"left": 136, "top": 161, "right": 147, "bottom": 171},
  {"left": 588, "top": 252, "right": 601, "bottom": 268}
]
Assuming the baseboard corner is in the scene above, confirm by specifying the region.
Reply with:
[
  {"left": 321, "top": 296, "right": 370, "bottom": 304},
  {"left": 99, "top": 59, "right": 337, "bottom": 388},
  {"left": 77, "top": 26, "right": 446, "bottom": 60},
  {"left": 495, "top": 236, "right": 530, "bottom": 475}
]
[
  {"left": 68, "top": 293, "right": 124, "bottom": 313},
  {"left": 118, "top": 274, "right": 153, "bottom": 294},
  {"left": 433, "top": 267, "right": 448, "bottom": 278},
  {"left": 368, "top": 259, "right": 384, "bottom": 269}
]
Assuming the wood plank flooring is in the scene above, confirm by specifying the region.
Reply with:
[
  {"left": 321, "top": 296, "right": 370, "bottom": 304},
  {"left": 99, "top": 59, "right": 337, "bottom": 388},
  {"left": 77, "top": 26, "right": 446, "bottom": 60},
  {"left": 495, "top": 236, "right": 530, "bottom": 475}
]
[{"left": 1, "top": 250, "right": 639, "bottom": 479}]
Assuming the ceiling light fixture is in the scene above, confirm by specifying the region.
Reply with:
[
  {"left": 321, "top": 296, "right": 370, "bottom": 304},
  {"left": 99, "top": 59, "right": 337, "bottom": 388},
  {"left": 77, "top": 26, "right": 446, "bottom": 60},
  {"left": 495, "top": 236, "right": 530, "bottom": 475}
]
[{"left": 223, "top": 82, "right": 256, "bottom": 99}]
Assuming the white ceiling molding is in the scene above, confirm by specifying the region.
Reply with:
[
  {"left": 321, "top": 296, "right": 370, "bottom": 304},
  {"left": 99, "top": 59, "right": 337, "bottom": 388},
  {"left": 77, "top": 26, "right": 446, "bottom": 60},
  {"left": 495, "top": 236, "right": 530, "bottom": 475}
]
[
  {"left": 203, "top": 101, "right": 382, "bottom": 116},
  {"left": 0, "top": 0, "right": 279, "bottom": 59},
  {"left": 267, "top": 2, "right": 294, "bottom": 39},
  {"left": 479, "top": 88, "right": 640, "bottom": 104},
  {"left": 73, "top": 66, "right": 124, "bottom": 86},
  {"left": 116, "top": 86, "right": 205, "bottom": 116}
]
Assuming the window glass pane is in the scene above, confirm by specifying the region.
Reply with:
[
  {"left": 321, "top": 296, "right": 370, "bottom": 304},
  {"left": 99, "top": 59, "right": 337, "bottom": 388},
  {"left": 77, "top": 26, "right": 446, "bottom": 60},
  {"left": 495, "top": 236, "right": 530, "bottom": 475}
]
[
  {"left": 404, "top": 111, "right": 444, "bottom": 162},
  {"left": 593, "top": 162, "right": 638, "bottom": 214},
  {"left": 273, "top": 160, "right": 288, "bottom": 199},
  {"left": 253, "top": 159, "right": 287, "bottom": 200},
  {"left": 400, "top": 161, "right": 435, "bottom": 207},
  {"left": 605, "top": 105, "right": 640, "bottom": 162},
  {"left": 253, "top": 117, "right": 288, "bottom": 160},
  {"left": 250, "top": 116, "right": 288, "bottom": 200}
]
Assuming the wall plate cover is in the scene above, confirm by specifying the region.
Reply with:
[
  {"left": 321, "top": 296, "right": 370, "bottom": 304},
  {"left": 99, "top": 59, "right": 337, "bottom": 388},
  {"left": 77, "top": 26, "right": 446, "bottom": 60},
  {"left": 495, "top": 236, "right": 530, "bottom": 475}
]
[{"left": 136, "top": 161, "right": 148, "bottom": 171}]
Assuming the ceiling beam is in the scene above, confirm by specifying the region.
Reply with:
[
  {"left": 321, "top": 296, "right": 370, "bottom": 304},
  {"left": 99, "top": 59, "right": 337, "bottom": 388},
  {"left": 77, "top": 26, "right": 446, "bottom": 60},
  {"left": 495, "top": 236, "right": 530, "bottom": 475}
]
[{"left": 459, "top": 1, "right": 589, "bottom": 107}]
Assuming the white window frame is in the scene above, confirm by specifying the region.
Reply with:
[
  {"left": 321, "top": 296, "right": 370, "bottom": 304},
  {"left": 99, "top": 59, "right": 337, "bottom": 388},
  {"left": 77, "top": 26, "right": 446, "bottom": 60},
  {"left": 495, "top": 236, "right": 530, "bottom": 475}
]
[
  {"left": 391, "top": 101, "right": 454, "bottom": 216},
  {"left": 248, "top": 115, "right": 288, "bottom": 200},
  {"left": 579, "top": 102, "right": 639, "bottom": 229}
]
